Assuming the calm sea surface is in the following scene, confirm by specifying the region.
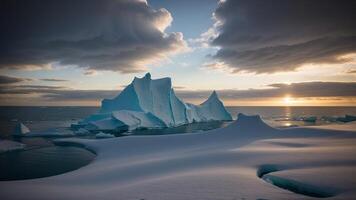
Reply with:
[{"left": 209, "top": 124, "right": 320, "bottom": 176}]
[{"left": 0, "top": 144, "right": 95, "bottom": 181}]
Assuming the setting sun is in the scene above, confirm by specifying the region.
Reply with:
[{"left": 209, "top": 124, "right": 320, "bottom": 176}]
[{"left": 283, "top": 96, "right": 293, "bottom": 105}]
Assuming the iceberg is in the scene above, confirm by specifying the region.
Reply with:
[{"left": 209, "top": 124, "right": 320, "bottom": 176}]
[{"left": 77, "top": 73, "right": 232, "bottom": 132}]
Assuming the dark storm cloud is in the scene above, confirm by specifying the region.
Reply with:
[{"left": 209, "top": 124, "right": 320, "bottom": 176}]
[
  {"left": 0, "top": 75, "right": 31, "bottom": 84},
  {"left": 0, "top": 0, "right": 186, "bottom": 73},
  {"left": 210, "top": 0, "right": 356, "bottom": 73},
  {"left": 1, "top": 82, "right": 355, "bottom": 102}
]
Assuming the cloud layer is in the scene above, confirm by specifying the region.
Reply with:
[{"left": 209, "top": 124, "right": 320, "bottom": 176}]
[
  {"left": 209, "top": 0, "right": 356, "bottom": 73},
  {"left": 1, "top": 81, "right": 355, "bottom": 103},
  {"left": 0, "top": 0, "right": 187, "bottom": 73}
]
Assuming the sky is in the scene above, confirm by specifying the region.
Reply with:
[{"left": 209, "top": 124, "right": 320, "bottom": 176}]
[{"left": 0, "top": 0, "right": 355, "bottom": 106}]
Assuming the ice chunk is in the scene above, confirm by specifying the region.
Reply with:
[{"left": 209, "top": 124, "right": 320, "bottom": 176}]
[
  {"left": 86, "top": 118, "right": 127, "bottom": 132},
  {"left": 302, "top": 116, "right": 317, "bottom": 123},
  {"left": 74, "top": 128, "right": 91, "bottom": 136},
  {"left": 198, "top": 91, "right": 232, "bottom": 121},
  {"left": 337, "top": 115, "right": 356, "bottom": 123},
  {"left": 95, "top": 132, "right": 115, "bottom": 139},
  {"left": 184, "top": 91, "right": 232, "bottom": 123},
  {"left": 13, "top": 123, "right": 30, "bottom": 136}
]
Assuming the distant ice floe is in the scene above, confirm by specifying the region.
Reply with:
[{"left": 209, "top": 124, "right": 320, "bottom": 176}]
[{"left": 335, "top": 114, "right": 356, "bottom": 123}]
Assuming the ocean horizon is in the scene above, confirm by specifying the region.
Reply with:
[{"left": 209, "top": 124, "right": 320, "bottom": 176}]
[{"left": 1, "top": 106, "right": 355, "bottom": 139}]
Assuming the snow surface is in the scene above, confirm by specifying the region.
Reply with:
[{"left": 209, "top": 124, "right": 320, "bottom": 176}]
[
  {"left": 78, "top": 73, "right": 232, "bottom": 131},
  {"left": 0, "top": 140, "right": 26, "bottom": 153},
  {"left": 1, "top": 113, "right": 356, "bottom": 199}
]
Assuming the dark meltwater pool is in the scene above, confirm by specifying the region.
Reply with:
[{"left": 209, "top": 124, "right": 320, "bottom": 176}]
[{"left": 0, "top": 145, "right": 95, "bottom": 181}]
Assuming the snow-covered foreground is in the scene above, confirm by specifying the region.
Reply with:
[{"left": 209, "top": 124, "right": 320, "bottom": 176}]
[{"left": 1, "top": 114, "right": 356, "bottom": 200}]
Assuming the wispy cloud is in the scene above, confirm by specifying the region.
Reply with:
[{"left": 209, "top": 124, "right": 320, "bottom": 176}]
[
  {"left": 84, "top": 70, "right": 99, "bottom": 76},
  {"left": 1, "top": 82, "right": 355, "bottom": 104}
]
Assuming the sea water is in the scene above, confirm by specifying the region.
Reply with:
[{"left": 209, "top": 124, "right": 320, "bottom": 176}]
[{"left": 0, "top": 143, "right": 95, "bottom": 181}]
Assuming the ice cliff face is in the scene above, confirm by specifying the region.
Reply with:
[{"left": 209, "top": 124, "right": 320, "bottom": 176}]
[{"left": 81, "top": 73, "right": 232, "bottom": 131}]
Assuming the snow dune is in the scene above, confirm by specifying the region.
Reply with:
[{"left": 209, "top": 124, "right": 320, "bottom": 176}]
[{"left": 1, "top": 113, "right": 356, "bottom": 200}]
